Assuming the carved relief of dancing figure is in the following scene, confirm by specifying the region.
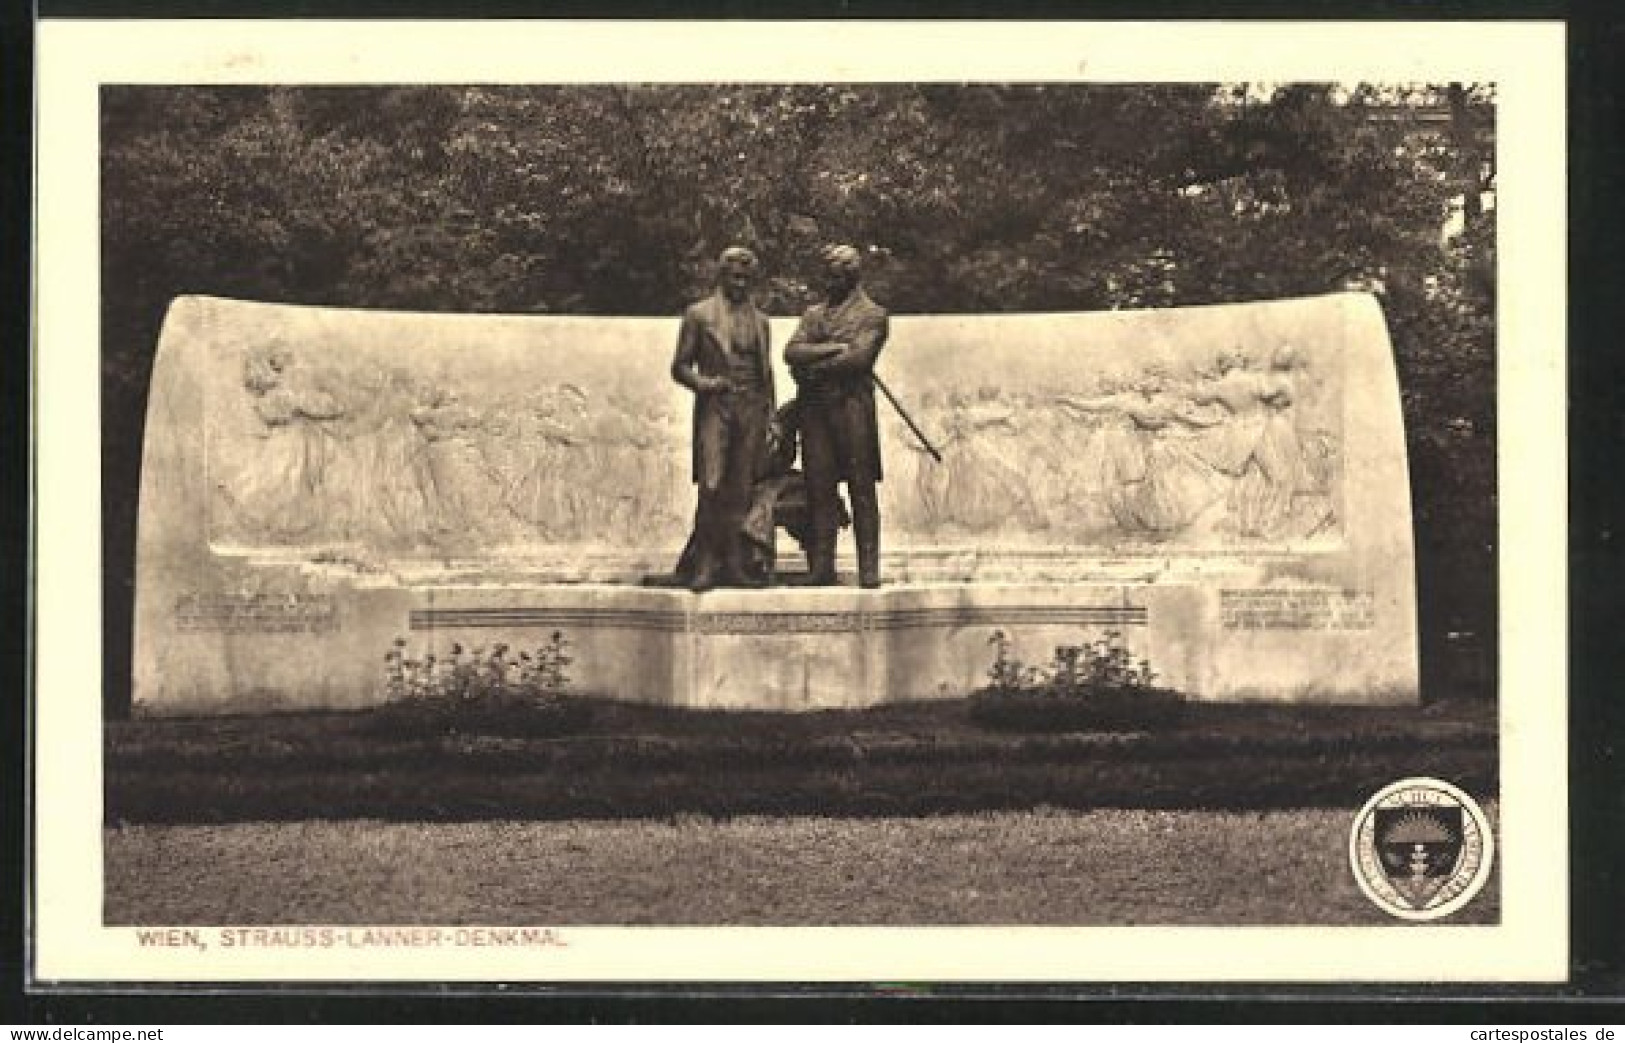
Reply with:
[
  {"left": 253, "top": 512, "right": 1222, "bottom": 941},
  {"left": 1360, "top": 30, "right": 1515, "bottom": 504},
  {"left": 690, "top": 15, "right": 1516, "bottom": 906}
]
[
  {"left": 1188, "top": 345, "right": 1311, "bottom": 538},
  {"left": 218, "top": 345, "right": 346, "bottom": 541},
  {"left": 932, "top": 390, "right": 1045, "bottom": 534},
  {"left": 1055, "top": 370, "right": 1225, "bottom": 538}
]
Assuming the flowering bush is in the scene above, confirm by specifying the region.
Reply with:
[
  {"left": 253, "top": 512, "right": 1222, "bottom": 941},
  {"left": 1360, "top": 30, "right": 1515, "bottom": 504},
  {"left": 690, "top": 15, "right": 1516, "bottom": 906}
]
[
  {"left": 376, "top": 632, "right": 589, "bottom": 736},
  {"left": 973, "top": 630, "right": 1182, "bottom": 732},
  {"left": 985, "top": 629, "right": 1158, "bottom": 695},
  {"left": 384, "top": 632, "right": 573, "bottom": 705}
]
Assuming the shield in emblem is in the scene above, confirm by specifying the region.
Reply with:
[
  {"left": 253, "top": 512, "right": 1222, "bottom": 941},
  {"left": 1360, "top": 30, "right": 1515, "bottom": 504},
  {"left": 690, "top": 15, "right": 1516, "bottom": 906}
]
[{"left": 1373, "top": 806, "right": 1465, "bottom": 908}]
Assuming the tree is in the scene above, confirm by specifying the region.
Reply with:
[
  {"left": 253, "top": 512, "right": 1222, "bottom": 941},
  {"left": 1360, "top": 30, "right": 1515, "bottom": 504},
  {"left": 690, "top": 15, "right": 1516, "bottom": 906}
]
[{"left": 99, "top": 83, "right": 1498, "bottom": 713}]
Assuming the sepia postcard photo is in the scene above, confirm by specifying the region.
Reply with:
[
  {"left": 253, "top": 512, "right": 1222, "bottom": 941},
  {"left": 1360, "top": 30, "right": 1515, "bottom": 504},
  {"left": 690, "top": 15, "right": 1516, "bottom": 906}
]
[{"left": 31, "top": 19, "right": 1567, "bottom": 985}]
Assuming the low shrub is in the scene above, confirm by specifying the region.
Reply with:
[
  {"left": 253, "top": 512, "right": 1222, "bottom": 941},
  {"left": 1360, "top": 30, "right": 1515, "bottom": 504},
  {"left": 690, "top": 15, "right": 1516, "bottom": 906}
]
[
  {"left": 369, "top": 632, "right": 593, "bottom": 738},
  {"left": 969, "top": 630, "right": 1187, "bottom": 733}
]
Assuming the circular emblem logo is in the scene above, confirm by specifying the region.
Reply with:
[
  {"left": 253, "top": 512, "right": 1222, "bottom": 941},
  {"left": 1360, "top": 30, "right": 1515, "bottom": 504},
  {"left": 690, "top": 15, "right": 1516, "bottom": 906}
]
[{"left": 1349, "top": 777, "right": 1494, "bottom": 921}]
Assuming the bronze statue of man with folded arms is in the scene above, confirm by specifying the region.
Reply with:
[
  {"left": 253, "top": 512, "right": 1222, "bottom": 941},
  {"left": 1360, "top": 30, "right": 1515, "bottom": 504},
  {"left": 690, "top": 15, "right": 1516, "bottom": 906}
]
[{"left": 783, "top": 244, "right": 890, "bottom": 588}]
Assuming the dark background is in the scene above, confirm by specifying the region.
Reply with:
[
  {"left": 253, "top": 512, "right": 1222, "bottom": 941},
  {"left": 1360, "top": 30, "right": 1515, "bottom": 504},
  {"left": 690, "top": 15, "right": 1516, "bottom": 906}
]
[{"left": 99, "top": 80, "right": 1498, "bottom": 718}]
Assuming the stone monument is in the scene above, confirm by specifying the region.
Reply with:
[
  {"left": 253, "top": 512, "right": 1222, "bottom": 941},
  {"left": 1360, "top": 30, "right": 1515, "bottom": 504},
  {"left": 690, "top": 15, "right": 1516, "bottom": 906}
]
[{"left": 133, "top": 291, "right": 1417, "bottom": 713}]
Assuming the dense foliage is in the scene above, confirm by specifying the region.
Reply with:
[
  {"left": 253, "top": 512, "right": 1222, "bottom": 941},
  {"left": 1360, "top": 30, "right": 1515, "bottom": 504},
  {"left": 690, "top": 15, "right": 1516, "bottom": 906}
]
[{"left": 100, "top": 83, "right": 1497, "bottom": 711}]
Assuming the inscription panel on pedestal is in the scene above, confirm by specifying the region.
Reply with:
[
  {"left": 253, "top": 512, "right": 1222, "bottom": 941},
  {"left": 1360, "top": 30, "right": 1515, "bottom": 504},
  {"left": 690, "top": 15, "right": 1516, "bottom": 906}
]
[
  {"left": 174, "top": 592, "right": 337, "bottom": 634},
  {"left": 1219, "top": 588, "right": 1376, "bottom": 631}
]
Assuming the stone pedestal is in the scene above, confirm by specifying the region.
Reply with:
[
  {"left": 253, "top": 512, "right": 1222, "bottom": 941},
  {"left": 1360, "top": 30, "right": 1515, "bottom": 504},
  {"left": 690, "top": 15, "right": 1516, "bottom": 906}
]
[
  {"left": 409, "top": 583, "right": 1155, "bottom": 711},
  {"left": 135, "top": 572, "right": 1409, "bottom": 714}
]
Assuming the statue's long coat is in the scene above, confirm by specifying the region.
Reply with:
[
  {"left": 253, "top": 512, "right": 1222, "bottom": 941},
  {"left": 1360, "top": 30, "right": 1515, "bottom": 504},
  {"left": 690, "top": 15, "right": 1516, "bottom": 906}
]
[
  {"left": 786, "top": 289, "right": 890, "bottom": 483},
  {"left": 671, "top": 292, "right": 775, "bottom": 489}
]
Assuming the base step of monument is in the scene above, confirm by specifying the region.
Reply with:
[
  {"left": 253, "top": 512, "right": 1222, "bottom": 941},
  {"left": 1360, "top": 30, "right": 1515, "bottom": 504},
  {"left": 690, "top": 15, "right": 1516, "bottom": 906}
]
[
  {"left": 403, "top": 584, "right": 1150, "bottom": 713},
  {"left": 136, "top": 580, "right": 1416, "bottom": 715}
]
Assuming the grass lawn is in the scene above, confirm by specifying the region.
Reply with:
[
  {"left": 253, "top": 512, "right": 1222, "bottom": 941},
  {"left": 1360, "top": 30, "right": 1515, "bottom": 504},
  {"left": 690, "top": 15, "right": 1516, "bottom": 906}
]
[
  {"left": 104, "top": 699, "right": 1499, "bottom": 926},
  {"left": 103, "top": 807, "right": 1500, "bottom": 926},
  {"left": 106, "top": 697, "right": 1497, "bottom": 823}
]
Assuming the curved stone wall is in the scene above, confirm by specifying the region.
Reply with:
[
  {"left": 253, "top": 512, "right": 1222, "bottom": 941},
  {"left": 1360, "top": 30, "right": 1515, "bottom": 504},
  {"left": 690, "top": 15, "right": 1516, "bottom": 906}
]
[{"left": 134, "top": 292, "right": 1417, "bottom": 711}]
